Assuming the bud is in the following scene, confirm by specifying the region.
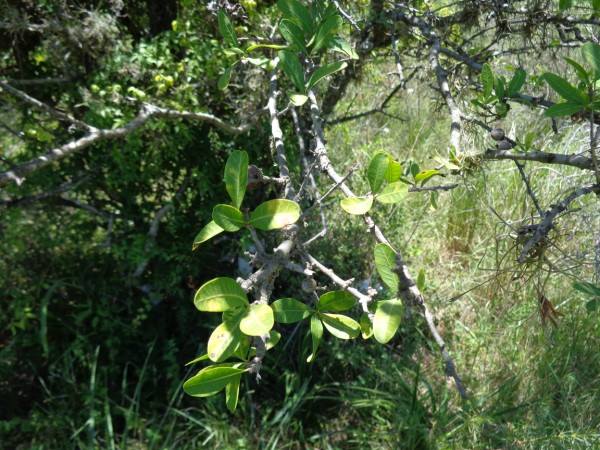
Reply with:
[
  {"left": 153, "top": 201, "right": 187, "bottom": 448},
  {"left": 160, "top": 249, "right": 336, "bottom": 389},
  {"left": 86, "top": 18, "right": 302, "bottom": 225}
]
[
  {"left": 490, "top": 128, "right": 505, "bottom": 141},
  {"left": 496, "top": 139, "right": 514, "bottom": 150}
]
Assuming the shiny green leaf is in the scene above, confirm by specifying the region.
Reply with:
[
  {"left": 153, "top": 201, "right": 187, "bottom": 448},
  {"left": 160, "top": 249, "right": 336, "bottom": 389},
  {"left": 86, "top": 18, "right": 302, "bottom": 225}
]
[
  {"left": 207, "top": 311, "right": 245, "bottom": 362},
  {"left": 320, "top": 313, "right": 360, "bottom": 339},
  {"left": 307, "top": 314, "right": 323, "bottom": 362},
  {"left": 212, "top": 204, "right": 246, "bottom": 232},
  {"left": 373, "top": 299, "right": 403, "bottom": 344},
  {"left": 376, "top": 182, "right": 408, "bottom": 204},
  {"left": 183, "top": 365, "right": 245, "bottom": 397},
  {"left": 192, "top": 221, "right": 224, "bottom": 250},
  {"left": 312, "top": 14, "right": 342, "bottom": 53},
  {"left": 225, "top": 374, "right": 241, "bottom": 412},
  {"left": 239, "top": 303, "right": 274, "bottom": 336},
  {"left": 317, "top": 291, "right": 356, "bottom": 312},
  {"left": 249, "top": 199, "right": 300, "bottom": 230},
  {"left": 367, "top": 152, "right": 390, "bottom": 193},
  {"left": 224, "top": 150, "right": 249, "bottom": 209},
  {"left": 194, "top": 277, "right": 248, "bottom": 312},
  {"left": 340, "top": 195, "right": 373, "bottom": 215},
  {"left": 272, "top": 298, "right": 312, "bottom": 323}
]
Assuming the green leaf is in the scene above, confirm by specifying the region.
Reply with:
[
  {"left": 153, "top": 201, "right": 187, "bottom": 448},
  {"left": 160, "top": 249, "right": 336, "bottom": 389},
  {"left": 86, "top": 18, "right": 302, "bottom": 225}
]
[
  {"left": 183, "top": 366, "right": 245, "bottom": 397},
  {"left": 573, "top": 281, "right": 600, "bottom": 297},
  {"left": 582, "top": 43, "right": 600, "bottom": 80},
  {"left": 317, "top": 291, "right": 356, "bottom": 312},
  {"left": 306, "top": 61, "right": 347, "bottom": 90},
  {"left": 194, "top": 277, "right": 249, "bottom": 312},
  {"left": 374, "top": 243, "right": 398, "bottom": 294},
  {"left": 272, "top": 298, "right": 312, "bottom": 323},
  {"left": 414, "top": 169, "right": 441, "bottom": 184},
  {"left": 586, "top": 299, "right": 600, "bottom": 313},
  {"left": 266, "top": 330, "right": 281, "bottom": 350},
  {"left": 564, "top": 57, "right": 589, "bottom": 83},
  {"left": 212, "top": 204, "right": 246, "bottom": 232},
  {"left": 217, "top": 10, "right": 238, "bottom": 47},
  {"left": 224, "top": 150, "right": 249, "bottom": 209},
  {"left": 376, "top": 182, "right": 408, "bottom": 204},
  {"left": 246, "top": 43, "right": 287, "bottom": 52},
  {"left": 225, "top": 374, "right": 241, "bottom": 412},
  {"left": 385, "top": 158, "right": 402, "bottom": 183},
  {"left": 249, "top": 199, "right": 301, "bottom": 230},
  {"left": 192, "top": 221, "right": 224, "bottom": 250},
  {"left": 233, "top": 336, "right": 250, "bottom": 361},
  {"left": 330, "top": 37, "right": 359, "bottom": 60},
  {"left": 279, "top": 19, "right": 306, "bottom": 51},
  {"left": 559, "top": 0, "right": 573, "bottom": 10},
  {"left": 320, "top": 313, "right": 360, "bottom": 339},
  {"left": 207, "top": 311, "right": 245, "bottom": 362},
  {"left": 311, "top": 14, "right": 342, "bottom": 53},
  {"left": 544, "top": 102, "right": 583, "bottom": 117},
  {"left": 480, "top": 63, "right": 494, "bottom": 98},
  {"left": 278, "top": 50, "right": 305, "bottom": 92},
  {"left": 340, "top": 195, "right": 373, "bottom": 215},
  {"left": 239, "top": 303, "right": 274, "bottom": 336},
  {"left": 277, "top": 0, "right": 314, "bottom": 35},
  {"left": 307, "top": 314, "right": 323, "bottom": 362},
  {"left": 367, "top": 152, "right": 390, "bottom": 193},
  {"left": 542, "top": 73, "right": 587, "bottom": 104},
  {"left": 290, "top": 94, "right": 308, "bottom": 106},
  {"left": 507, "top": 68, "right": 526, "bottom": 96},
  {"left": 416, "top": 269, "right": 426, "bottom": 292},
  {"left": 218, "top": 67, "right": 232, "bottom": 90},
  {"left": 185, "top": 353, "right": 209, "bottom": 366},
  {"left": 373, "top": 300, "right": 403, "bottom": 344},
  {"left": 359, "top": 313, "right": 373, "bottom": 339}
]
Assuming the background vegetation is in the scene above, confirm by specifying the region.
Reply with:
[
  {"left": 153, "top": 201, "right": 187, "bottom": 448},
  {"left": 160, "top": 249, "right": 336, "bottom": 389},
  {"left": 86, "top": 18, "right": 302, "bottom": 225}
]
[{"left": 1, "top": 0, "right": 599, "bottom": 449}]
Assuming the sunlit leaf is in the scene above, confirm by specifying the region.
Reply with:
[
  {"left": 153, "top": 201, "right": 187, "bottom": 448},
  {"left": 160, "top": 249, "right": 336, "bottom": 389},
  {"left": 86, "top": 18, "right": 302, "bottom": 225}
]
[
  {"left": 414, "top": 169, "right": 441, "bottom": 184},
  {"left": 373, "top": 299, "right": 403, "bottom": 344},
  {"left": 360, "top": 313, "right": 373, "bottom": 339},
  {"left": 207, "top": 311, "right": 245, "bottom": 362},
  {"left": 307, "top": 314, "right": 322, "bottom": 362},
  {"left": 224, "top": 150, "right": 249, "bottom": 209},
  {"left": 277, "top": 0, "right": 314, "bottom": 35},
  {"left": 212, "top": 204, "right": 246, "bottom": 232},
  {"left": 239, "top": 303, "right": 274, "bottom": 336},
  {"left": 194, "top": 277, "right": 248, "bottom": 312},
  {"left": 192, "top": 221, "right": 224, "bottom": 250},
  {"left": 376, "top": 182, "right": 408, "bottom": 204},
  {"left": 320, "top": 313, "right": 360, "bottom": 339},
  {"left": 306, "top": 61, "right": 347, "bottom": 90},
  {"left": 367, "top": 152, "right": 390, "bottom": 194},
  {"left": 290, "top": 94, "right": 308, "bottom": 106},
  {"left": 183, "top": 365, "right": 245, "bottom": 397},
  {"left": 340, "top": 195, "right": 373, "bottom": 215},
  {"left": 225, "top": 374, "right": 241, "bottom": 412},
  {"left": 317, "top": 291, "right": 356, "bottom": 312},
  {"left": 312, "top": 14, "right": 342, "bottom": 53},
  {"left": 185, "top": 353, "right": 209, "bottom": 366},
  {"left": 249, "top": 199, "right": 301, "bottom": 230},
  {"left": 385, "top": 158, "right": 402, "bottom": 183}
]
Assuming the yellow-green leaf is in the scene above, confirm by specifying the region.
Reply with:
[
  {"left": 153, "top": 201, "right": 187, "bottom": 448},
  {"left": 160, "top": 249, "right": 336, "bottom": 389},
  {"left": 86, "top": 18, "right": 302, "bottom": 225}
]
[
  {"left": 307, "top": 314, "right": 322, "bottom": 362},
  {"left": 192, "top": 221, "right": 224, "bottom": 250},
  {"left": 207, "top": 312, "right": 245, "bottom": 362},
  {"left": 367, "top": 152, "right": 390, "bottom": 193},
  {"left": 249, "top": 199, "right": 300, "bottom": 230},
  {"left": 320, "top": 313, "right": 360, "bottom": 339},
  {"left": 360, "top": 313, "right": 373, "bottom": 339},
  {"left": 340, "top": 195, "right": 373, "bottom": 215},
  {"left": 376, "top": 182, "right": 408, "bottom": 204},
  {"left": 373, "top": 299, "right": 403, "bottom": 344},
  {"left": 317, "top": 291, "right": 356, "bottom": 312},
  {"left": 239, "top": 303, "right": 274, "bottom": 336},
  {"left": 194, "top": 277, "right": 248, "bottom": 312},
  {"left": 212, "top": 204, "right": 246, "bottom": 232},
  {"left": 183, "top": 365, "right": 245, "bottom": 397},
  {"left": 225, "top": 374, "right": 241, "bottom": 412},
  {"left": 224, "top": 150, "right": 248, "bottom": 209}
]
